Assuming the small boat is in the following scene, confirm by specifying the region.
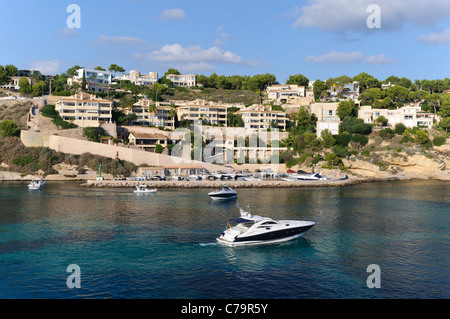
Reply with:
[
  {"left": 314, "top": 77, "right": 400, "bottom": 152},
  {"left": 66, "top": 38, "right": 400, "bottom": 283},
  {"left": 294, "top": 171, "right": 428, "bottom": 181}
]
[
  {"left": 208, "top": 185, "right": 237, "bottom": 200},
  {"left": 189, "top": 174, "right": 202, "bottom": 181},
  {"left": 243, "top": 176, "right": 261, "bottom": 182},
  {"left": 28, "top": 178, "right": 46, "bottom": 190},
  {"left": 133, "top": 184, "right": 157, "bottom": 193},
  {"left": 297, "top": 172, "right": 328, "bottom": 180},
  {"left": 217, "top": 207, "right": 316, "bottom": 246},
  {"left": 283, "top": 172, "right": 328, "bottom": 181}
]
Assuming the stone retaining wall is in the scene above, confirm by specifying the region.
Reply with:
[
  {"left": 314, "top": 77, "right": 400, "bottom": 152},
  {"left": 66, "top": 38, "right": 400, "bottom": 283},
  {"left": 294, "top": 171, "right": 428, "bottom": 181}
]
[{"left": 82, "top": 176, "right": 382, "bottom": 189}]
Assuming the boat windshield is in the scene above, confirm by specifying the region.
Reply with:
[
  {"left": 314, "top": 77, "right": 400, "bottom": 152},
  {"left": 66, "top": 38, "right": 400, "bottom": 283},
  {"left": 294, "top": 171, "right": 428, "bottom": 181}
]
[{"left": 228, "top": 218, "right": 254, "bottom": 228}]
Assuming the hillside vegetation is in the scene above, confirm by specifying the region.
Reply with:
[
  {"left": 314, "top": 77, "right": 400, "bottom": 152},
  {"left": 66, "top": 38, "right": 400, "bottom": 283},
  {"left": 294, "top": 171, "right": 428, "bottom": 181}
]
[
  {"left": 0, "top": 136, "right": 137, "bottom": 177},
  {"left": 161, "top": 87, "right": 260, "bottom": 106}
]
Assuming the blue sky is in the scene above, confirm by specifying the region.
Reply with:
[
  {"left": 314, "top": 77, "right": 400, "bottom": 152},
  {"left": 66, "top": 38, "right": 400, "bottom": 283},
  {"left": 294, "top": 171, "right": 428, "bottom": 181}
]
[{"left": 1, "top": 0, "right": 450, "bottom": 83}]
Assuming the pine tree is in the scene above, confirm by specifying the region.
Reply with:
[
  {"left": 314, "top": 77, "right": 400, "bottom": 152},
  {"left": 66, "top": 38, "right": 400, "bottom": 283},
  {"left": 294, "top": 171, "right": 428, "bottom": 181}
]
[{"left": 81, "top": 69, "right": 86, "bottom": 92}]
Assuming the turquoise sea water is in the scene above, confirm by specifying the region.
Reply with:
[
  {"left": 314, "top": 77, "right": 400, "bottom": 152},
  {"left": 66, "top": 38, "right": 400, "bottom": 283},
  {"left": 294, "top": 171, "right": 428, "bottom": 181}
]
[{"left": 0, "top": 180, "right": 448, "bottom": 299}]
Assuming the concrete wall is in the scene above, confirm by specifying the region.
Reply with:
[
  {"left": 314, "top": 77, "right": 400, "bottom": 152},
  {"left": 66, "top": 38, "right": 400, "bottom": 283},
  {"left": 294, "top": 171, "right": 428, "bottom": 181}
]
[
  {"left": 20, "top": 130, "right": 223, "bottom": 171},
  {"left": 21, "top": 130, "right": 51, "bottom": 147}
]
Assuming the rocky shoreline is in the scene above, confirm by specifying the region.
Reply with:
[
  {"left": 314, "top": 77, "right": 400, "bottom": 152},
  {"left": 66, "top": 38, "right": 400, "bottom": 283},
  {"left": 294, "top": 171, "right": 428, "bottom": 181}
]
[{"left": 2, "top": 170, "right": 449, "bottom": 189}]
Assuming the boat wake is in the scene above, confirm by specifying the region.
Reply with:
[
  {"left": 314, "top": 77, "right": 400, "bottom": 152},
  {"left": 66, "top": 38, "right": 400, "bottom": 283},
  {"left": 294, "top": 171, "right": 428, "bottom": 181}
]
[{"left": 198, "top": 242, "right": 219, "bottom": 247}]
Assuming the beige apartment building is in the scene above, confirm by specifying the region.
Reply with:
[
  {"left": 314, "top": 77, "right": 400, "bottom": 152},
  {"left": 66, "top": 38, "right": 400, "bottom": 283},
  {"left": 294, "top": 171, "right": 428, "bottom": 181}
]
[
  {"left": 235, "top": 104, "right": 287, "bottom": 130},
  {"left": 176, "top": 99, "right": 229, "bottom": 126},
  {"left": 130, "top": 70, "right": 158, "bottom": 86},
  {"left": 309, "top": 102, "right": 340, "bottom": 137},
  {"left": 56, "top": 93, "right": 113, "bottom": 127},
  {"left": 128, "top": 131, "right": 172, "bottom": 152},
  {"left": 359, "top": 105, "right": 438, "bottom": 128},
  {"left": 129, "top": 99, "right": 175, "bottom": 129},
  {"left": 166, "top": 74, "right": 196, "bottom": 87}
]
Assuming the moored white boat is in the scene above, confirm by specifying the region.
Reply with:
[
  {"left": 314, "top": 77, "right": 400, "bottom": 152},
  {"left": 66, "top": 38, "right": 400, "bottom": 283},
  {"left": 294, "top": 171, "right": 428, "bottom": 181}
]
[
  {"left": 28, "top": 178, "right": 46, "bottom": 190},
  {"left": 283, "top": 172, "right": 328, "bottom": 181},
  {"left": 133, "top": 184, "right": 157, "bottom": 193}
]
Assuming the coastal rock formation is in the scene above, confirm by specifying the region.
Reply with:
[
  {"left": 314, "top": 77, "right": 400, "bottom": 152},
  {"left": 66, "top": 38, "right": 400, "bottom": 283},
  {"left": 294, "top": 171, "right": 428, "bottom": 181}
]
[{"left": 343, "top": 149, "right": 450, "bottom": 180}]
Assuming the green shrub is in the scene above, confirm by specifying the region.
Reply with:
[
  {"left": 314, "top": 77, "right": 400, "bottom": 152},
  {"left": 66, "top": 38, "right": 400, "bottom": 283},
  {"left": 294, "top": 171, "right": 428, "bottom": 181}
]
[
  {"left": 340, "top": 117, "right": 372, "bottom": 135},
  {"left": 433, "top": 136, "right": 447, "bottom": 146},
  {"left": 350, "top": 134, "right": 369, "bottom": 146},
  {"left": 334, "top": 134, "right": 352, "bottom": 146},
  {"left": 298, "top": 153, "right": 312, "bottom": 163},
  {"left": 323, "top": 152, "right": 343, "bottom": 169},
  {"left": 423, "top": 140, "right": 433, "bottom": 149},
  {"left": 286, "top": 157, "right": 300, "bottom": 168},
  {"left": 332, "top": 145, "right": 349, "bottom": 158},
  {"left": 52, "top": 118, "right": 76, "bottom": 129},
  {"left": 361, "top": 150, "right": 370, "bottom": 157},
  {"left": 83, "top": 127, "right": 103, "bottom": 142},
  {"left": 379, "top": 128, "right": 394, "bottom": 140},
  {"left": 311, "top": 154, "right": 321, "bottom": 165},
  {"left": 41, "top": 105, "right": 58, "bottom": 118},
  {"left": 413, "top": 130, "right": 430, "bottom": 144},
  {"left": 42, "top": 104, "right": 76, "bottom": 129},
  {"left": 155, "top": 144, "right": 164, "bottom": 154},
  {"left": 0, "top": 120, "right": 18, "bottom": 137},
  {"left": 12, "top": 155, "right": 33, "bottom": 167},
  {"left": 394, "top": 123, "right": 406, "bottom": 135}
]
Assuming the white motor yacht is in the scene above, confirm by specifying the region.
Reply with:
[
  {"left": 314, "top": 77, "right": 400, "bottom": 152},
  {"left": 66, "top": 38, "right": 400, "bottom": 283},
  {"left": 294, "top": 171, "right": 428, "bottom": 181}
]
[
  {"left": 28, "top": 178, "right": 46, "bottom": 190},
  {"left": 283, "top": 172, "right": 328, "bottom": 181},
  {"left": 208, "top": 185, "right": 237, "bottom": 200},
  {"left": 133, "top": 184, "right": 157, "bottom": 194},
  {"left": 217, "top": 208, "right": 316, "bottom": 246}
]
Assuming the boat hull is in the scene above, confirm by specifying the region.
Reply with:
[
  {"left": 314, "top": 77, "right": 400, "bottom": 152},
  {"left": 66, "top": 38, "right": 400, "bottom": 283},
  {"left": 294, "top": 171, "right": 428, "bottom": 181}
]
[
  {"left": 134, "top": 190, "right": 157, "bottom": 193},
  {"left": 217, "top": 223, "right": 315, "bottom": 246},
  {"left": 28, "top": 182, "right": 46, "bottom": 190},
  {"left": 208, "top": 193, "right": 237, "bottom": 200}
]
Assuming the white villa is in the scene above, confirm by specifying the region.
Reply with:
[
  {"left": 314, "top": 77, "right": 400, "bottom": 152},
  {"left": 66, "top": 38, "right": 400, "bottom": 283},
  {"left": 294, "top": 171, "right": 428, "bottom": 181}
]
[
  {"left": 68, "top": 68, "right": 112, "bottom": 93},
  {"left": 358, "top": 105, "right": 438, "bottom": 128},
  {"left": 115, "top": 70, "right": 158, "bottom": 86},
  {"left": 166, "top": 74, "right": 196, "bottom": 87}
]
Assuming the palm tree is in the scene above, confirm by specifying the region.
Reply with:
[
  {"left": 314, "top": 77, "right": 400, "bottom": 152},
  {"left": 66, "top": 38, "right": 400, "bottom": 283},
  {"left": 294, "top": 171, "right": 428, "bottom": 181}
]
[
  {"left": 148, "top": 104, "right": 158, "bottom": 126},
  {"left": 168, "top": 107, "right": 177, "bottom": 130}
]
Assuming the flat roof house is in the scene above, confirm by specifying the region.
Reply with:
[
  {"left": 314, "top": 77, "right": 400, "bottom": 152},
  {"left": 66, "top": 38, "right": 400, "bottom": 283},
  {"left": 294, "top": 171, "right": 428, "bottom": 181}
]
[
  {"left": 310, "top": 102, "right": 340, "bottom": 137},
  {"left": 176, "top": 99, "right": 229, "bottom": 127},
  {"left": 266, "top": 84, "right": 306, "bottom": 104},
  {"left": 166, "top": 74, "right": 196, "bottom": 88},
  {"left": 128, "top": 131, "right": 182, "bottom": 153},
  {"left": 0, "top": 76, "right": 32, "bottom": 90},
  {"left": 56, "top": 92, "right": 113, "bottom": 127},
  {"left": 68, "top": 68, "right": 112, "bottom": 93},
  {"left": 358, "top": 105, "right": 438, "bottom": 128},
  {"left": 129, "top": 99, "right": 175, "bottom": 130},
  {"left": 234, "top": 104, "right": 287, "bottom": 131},
  {"left": 115, "top": 70, "right": 158, "bottom": 86}
]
